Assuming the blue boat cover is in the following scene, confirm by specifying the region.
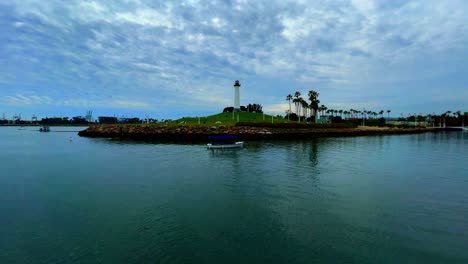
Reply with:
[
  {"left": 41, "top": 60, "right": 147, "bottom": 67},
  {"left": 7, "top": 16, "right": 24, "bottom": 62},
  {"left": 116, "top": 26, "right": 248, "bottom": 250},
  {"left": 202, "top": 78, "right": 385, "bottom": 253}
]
[{"left": 208, "top": 135, "right": 238, "bottom": 141}]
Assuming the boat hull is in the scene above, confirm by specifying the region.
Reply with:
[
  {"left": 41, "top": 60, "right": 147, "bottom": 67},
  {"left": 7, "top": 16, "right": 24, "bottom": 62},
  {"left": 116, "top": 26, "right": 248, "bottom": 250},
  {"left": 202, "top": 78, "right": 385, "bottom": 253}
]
[{"left": 207, "top": 141, "right": 244, "bottom": 149}]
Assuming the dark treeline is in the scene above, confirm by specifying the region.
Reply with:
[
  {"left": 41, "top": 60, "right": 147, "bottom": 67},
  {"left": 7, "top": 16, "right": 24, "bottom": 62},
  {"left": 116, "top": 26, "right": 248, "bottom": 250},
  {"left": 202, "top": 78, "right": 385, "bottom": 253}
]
[
  {"left": 97, "top": 116, "right": 157, "bottom": 124},
  {"left": 1, "top": 116, "right": 157, "bottom": 125},
  {"left": 40, "top": 117, "right": 90, "bottom": 125},
  {"left": 284, "top": 110, "right": 468, "bottom": 127},
  {"left": 223, "top": 103, "right": 263, "bottom": 113},
  {"left": 404, "top": 113, "right": 468, "bottom": 127}
]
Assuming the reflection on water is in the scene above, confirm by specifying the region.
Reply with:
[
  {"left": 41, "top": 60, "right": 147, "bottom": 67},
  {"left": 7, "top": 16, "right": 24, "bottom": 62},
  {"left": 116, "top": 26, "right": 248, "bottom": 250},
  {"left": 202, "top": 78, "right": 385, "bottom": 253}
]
[{"left": 0, "top": 128, "right": 467, "bottom": 263}]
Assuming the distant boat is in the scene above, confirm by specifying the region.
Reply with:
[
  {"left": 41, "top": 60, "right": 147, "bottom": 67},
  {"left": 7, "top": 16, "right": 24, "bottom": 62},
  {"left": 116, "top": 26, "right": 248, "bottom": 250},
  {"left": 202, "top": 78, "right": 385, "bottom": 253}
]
[
  {"left": 207, "top": 135, "right": 243, "bottom": 149},
  {"left": 39, "top": 126, "right": 50, "bottom": 132}
]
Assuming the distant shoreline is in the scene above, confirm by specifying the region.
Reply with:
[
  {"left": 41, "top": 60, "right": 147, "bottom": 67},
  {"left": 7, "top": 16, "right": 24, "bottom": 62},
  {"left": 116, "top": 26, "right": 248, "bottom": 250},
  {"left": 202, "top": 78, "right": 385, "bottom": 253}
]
[
  {"left": 78, "top": 124, "right": 440, "bottom": 143},
  {"left": 0, "top": 124, "right": 90, "bottom": 127}
]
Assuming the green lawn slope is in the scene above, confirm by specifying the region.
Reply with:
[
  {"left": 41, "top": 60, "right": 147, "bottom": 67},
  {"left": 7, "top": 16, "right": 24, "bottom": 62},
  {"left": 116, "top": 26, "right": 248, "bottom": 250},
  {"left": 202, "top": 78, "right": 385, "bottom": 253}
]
[{"left": 169, "top": 112, "right": 288, "bottom": 126}]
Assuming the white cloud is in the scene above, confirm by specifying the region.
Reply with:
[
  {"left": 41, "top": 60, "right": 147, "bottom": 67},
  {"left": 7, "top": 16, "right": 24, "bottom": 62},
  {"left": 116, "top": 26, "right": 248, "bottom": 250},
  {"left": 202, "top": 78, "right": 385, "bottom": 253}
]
[
  {"left": 263, "top": 103, "right": 290, "bottom": 115},
  {"left": 1, "top": 0, "right": 467, "bottom": 116},
  {"left": 0, "top": 95, "right": 53, "bottom": 105},
  {"left": 0, "top": 94, "right": 151, "bottom": 110},
  {"left": 115, "top": 9, "right": 184, "bottom": 29},
  {"left": 59, "top": 98, "right": 152, "bottom": 110}
]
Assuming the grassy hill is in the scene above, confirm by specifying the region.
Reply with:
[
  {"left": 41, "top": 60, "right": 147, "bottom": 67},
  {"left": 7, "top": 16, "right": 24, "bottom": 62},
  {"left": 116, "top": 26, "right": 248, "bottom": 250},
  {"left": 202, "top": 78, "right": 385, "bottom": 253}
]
[{"left": 168, "top": 112, "right": 288, "bottom": 126}]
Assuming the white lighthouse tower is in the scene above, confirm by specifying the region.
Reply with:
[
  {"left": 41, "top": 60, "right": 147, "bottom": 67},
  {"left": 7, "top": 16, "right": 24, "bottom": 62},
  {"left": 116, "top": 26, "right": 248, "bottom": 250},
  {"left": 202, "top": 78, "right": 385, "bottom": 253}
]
[{"left": 234, "top": 80, "right": 241, "bottom": 112}]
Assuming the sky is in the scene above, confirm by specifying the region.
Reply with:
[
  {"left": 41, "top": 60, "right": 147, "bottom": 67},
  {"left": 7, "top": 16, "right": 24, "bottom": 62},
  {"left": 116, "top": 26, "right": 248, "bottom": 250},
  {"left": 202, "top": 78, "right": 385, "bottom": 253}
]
[{"left": 1, "top": 0, "right": 467, "bottom": 120}]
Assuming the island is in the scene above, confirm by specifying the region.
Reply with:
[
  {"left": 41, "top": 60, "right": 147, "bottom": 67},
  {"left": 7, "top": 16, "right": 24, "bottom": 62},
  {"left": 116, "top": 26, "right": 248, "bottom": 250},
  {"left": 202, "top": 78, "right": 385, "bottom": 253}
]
[{"left": 78, "top": 112, "right": 436, "bottom": 143}]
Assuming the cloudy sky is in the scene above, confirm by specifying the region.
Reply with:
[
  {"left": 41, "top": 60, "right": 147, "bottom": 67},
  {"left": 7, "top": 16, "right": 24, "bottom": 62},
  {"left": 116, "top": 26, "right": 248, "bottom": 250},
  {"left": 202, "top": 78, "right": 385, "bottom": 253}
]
[{"left": 1, "top": 0, "right": 467, "bottom": 119}]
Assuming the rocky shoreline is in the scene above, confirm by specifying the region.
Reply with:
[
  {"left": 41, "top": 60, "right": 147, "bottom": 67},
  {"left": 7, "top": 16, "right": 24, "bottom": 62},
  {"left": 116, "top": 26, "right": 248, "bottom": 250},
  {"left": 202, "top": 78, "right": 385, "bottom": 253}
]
[{"left": 78, "top": 124, "right": 437, "bottom": 142}]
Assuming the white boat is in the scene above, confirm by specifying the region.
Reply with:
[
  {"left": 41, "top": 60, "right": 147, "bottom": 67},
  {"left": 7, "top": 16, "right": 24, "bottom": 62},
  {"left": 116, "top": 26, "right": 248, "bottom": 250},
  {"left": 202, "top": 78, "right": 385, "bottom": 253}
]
[
  {"left": 39, "top": 126, "right": 50, "bottom": 132},
  {"left": 207, "top": 135, "right": 244, "bottom": 149},
  {"left": 207, "top": 141, "right": 244, "bottom": 149}
]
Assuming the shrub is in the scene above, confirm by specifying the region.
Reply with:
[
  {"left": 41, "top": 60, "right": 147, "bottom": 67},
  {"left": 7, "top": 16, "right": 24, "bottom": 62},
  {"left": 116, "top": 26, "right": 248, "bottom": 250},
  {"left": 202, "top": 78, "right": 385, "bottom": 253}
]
[{"left": 235, "top": 122, "right": 357, "bottom": 129}]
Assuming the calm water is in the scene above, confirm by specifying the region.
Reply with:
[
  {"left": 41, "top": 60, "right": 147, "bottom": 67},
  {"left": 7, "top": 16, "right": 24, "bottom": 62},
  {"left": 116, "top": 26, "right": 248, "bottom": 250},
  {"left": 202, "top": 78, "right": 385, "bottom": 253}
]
[{"left": 0, "top": 127, "right": 467, "bottom": 263}]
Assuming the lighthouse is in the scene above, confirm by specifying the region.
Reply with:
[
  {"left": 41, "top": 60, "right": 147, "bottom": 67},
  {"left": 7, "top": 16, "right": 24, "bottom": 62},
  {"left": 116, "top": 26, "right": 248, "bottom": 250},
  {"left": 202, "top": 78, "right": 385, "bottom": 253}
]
[{"left": 234, "top": 80, "right": 241, "bottom": 112}]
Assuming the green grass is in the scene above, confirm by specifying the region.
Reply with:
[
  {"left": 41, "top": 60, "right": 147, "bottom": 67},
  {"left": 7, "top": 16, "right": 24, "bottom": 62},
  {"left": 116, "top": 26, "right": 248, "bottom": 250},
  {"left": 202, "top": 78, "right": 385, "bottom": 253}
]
[{"left": 166, "top": 112, "right": 289, "bottom": 126}]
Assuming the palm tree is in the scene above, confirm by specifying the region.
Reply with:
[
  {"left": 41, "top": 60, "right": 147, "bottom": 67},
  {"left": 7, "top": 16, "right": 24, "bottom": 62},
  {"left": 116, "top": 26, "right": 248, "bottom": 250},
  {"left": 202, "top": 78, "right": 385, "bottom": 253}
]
[
  {"left": 379, "top": 110, "right": 384, "bottom": 118},
  {"left": 462, "top": 112, "right": 466, "bottom": 127},
  {"left": 320, "top": 105, "right": 327, "bottom": 118},
  {"left": 447, "top": 111, "right": 452, "bottom": 126},
  {"left": 387, "top": 110, "right": 391, "bottom": 119},
  {"left": 338, "top": 110, "right": 343, "bottom": 118},
  {"left": 307, "top": 90, "right": 320, "bottom": 122},
  {"left": 292, "top": 98, "right": 300, "bottom": 119},
  {"left": 441, "top": 112, "right": 447, "bottom": 127},
  {"left": 301, "top": 99, "right": 309, "bottom": 122},
  {"left": 293, "top": 91, "right": 301, "bottom": 119},
  {"left": 454, "top": 110, "right": 465, "bottom": 127},
  {"left": 286, "top": 94, "right": 292, "bottom": 121},
  {"left": 294, "top": 91, "right": 301, "bottom": 102},
  {"left": 344, "top": 111, "right": 350, "bottom": 119}
]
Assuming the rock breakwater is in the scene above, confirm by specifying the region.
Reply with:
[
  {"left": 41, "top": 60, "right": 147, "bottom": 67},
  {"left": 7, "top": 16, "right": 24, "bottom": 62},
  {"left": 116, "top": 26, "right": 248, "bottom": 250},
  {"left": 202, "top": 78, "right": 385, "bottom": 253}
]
[{"left": 78, "top": 124, "right": 436, "bottom": 143}]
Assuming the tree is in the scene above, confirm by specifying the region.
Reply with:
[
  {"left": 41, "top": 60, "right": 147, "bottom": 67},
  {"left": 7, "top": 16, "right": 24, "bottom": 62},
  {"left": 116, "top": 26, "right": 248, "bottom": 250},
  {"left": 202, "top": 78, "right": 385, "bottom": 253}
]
[
  {"left": 286, "top": 94, "right": 292, "bottom": 121},
  {"left": 463, "top": 112, "right": 467, "bottom": 127},
  {"left": 98, "top": 116, "right": 118, "bottom": 124},
  {"left": 387, "top": 110, "right": 391, "bottom": 119},
  {"left": 293, "top": 91, "right": 301, "bottom": 118},
  {"left": 71, "top": 116, "right": 89, "bottom": 124},
  {"left": 120, "top": 117, "right": 141, "bottom": 124},
  {"left": 292, "top": 97, "right": 299, "bottom": 117},
  {"left": 344, "top": 111, "right": 350, "bottom": 119},
  {"left": 223, "top": 107, "right": 234, "bottom": 113},
  {"left": 294, "top": 91, "right": 301, "bottom": 99},
  {"left": 40, "top": 117, "right": 69, "bottom": 125},
  {"left": 284, "top": 112, "right": 299, "bottom": 121},
  {"left": 331, "top": 116, "right": 344, "bottom": 123},
  {"left": 246, "top": 103, "right": 263, "bottom": 113},
  {"left": 300, "top": 99, "right": 309, "bottom": 122},
  {"left": 320, "top": 105, "right": 327, "bottom": 118},
  {"left": 456, "top": 110, "right": 462, "bottom": 125},
  {"left": 292, "top": 92, "right": 302, "bottom": 122},
  {"left": 307, "top": 90, "right": 320, "bottom": 122},
  {"left": 441, "top": 113, "right": 447, "bottom": 127}
]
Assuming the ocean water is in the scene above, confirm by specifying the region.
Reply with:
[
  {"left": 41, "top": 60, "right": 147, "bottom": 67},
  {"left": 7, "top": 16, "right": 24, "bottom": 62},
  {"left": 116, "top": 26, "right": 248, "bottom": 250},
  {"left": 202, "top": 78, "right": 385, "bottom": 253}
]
[{"left": 0, "top": 127, "right": 467, "bottom": 263}]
